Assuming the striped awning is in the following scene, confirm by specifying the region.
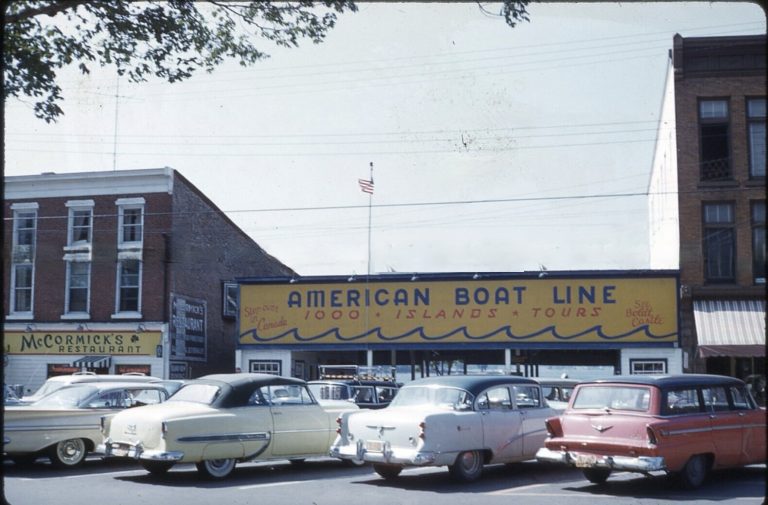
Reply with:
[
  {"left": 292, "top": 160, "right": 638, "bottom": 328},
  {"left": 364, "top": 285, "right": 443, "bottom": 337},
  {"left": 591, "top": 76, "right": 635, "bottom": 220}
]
[
  {"left": 72, "top": 355, "right": 112, "bottom": 368},
  {"left": 693, "top": 299, "right": 766, "bottom": 358}
]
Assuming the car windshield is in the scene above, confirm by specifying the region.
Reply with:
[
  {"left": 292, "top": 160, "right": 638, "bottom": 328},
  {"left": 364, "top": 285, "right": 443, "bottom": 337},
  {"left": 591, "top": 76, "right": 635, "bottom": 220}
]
[
  {"left": 572, "top": 385, "right": 651, "bottom": 412},
  {"left": 389, "top": 385, "right": 473, "bottom": 410},
  {"left": 26, "top": 380, "right": 66, "bottom": 400},
  {"left": 33, "top": 385, "right": 98, "bottom": 408},
  {"left": 169, "top": 384, "right": 221, "bottom": 405}
]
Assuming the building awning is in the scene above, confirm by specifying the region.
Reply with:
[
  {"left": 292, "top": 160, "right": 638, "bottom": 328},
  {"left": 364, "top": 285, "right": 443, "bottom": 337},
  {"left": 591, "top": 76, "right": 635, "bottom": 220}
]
[
  {"left": 693, "top": 300, "right": 766, "bottom": 358},
  {"left": 72, "top": 355, "right": 112, "bottom": 368}
]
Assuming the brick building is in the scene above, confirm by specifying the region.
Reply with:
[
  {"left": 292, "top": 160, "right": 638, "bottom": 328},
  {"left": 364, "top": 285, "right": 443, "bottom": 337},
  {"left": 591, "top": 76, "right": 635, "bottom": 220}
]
[
  {"left": 649, "top": 34, "right": 765, "bottom": 400},
  {"left": 3, "top": 168, "right": 294, "bottom": 394}
]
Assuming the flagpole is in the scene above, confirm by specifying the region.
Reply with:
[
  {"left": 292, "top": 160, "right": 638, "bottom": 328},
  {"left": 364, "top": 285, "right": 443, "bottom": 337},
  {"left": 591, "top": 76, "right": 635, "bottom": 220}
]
[{"left": 367, "top": 161, "right": 373, "bottom": 276}]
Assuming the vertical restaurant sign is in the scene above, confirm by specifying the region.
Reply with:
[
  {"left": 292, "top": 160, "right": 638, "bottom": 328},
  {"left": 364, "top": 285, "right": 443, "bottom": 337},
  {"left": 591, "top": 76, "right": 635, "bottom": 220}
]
[
  {"left": 170, "top": 294, "right": 207, "bottom": 361},
  {"left": 238, "top": 277, "right": 678, "bottom": 346}
]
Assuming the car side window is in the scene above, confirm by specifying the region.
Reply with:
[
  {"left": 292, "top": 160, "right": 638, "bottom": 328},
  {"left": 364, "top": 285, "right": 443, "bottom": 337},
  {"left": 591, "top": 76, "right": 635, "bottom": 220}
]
[
  {"left": 248, "top": 387, "right": 269, "bottom": 406},
  {"left": 87, "top": 390, "right": 125, "bottom": 408},
  {"left": 269, "top": 385, "right": 315, "bottom": 405},
  {"left": 662, "top": 387, "right": 701, "bottom": 415},
  {"left": 702, "top": 386, "right": 730, "bottom": 412},
  {"left": 376, "top": 386, "right": 397, "bottom": 402},
  {"left": 482, "top": 386, "right": 512, "bottom": 410},
  {"left": 130, "top": 388, "right": 164, "bottom": 406},
  {"left": 729, "top": 385, "right": 755, "bottom": 410},
  {"left": 514, "top": 385, "right": 542, "bottom": 409}
]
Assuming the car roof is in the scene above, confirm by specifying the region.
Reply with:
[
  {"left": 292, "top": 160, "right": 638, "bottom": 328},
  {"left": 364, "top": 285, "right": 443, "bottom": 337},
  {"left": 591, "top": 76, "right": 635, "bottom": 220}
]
[
  {"left": 581, "top": 374, "right": 745, "bottom": 388},
  {"left": 44, "top": 374, "right": 160, "bottom": 383},
  {"left": 308, "top": 379, "right": 399, "bottom": 387},
  {"left": 196, "top": 373, "right": 306, "bottom": 387},
  {"left": 402, "top": 375, "right": 539, "bottom": 396},
  {"left": 56, "top": 381, "right": 171, "bottom": 392}
]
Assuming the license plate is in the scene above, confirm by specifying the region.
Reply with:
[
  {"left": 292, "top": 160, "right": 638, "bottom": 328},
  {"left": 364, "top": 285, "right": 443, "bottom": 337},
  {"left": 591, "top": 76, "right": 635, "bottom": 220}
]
[
  {"left": 111, "top": 447, "right": 129, "bottom": 457},
  {"left": 574, "top": 454, "right": 598, "bottom": 468},
  {"left": 365, "top": 440, "right": 384, "bottom": 452}
]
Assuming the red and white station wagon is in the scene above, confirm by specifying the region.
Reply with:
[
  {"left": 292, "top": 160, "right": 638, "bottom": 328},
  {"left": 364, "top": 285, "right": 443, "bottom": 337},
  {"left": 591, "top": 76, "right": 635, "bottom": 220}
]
[{"left": 536, "top": 374, "right": 766, "bottom": 489}]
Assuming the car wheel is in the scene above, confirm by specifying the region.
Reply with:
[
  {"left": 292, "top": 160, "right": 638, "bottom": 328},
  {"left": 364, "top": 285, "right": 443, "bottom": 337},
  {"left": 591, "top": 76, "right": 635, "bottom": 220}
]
[
  {"left": 49, "top": 438, "right": 87, "bottom": 467},
  {"left": 449, "top": 450, "right": 484, "bottom": 482},
  {"left": 583, "top": 468, "right": 611, "bottom": 484},
  {"left": 678, "top": 454, "right": 708, "bottom": 489},
  {"left": 196, "top": 458, "right": 236, "bottom": 479},
  {"left": 373, "top": 463, "right": 403, "bottom": 479},
  {"left": 140, "top": 461, "right": 174, "bottom": 476}
]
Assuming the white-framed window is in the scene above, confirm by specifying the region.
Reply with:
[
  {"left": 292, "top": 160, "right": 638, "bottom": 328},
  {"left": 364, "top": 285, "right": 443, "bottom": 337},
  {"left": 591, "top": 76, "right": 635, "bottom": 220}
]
[
  {"left": 116, "top": 197, "right": 145, "bottom": 249},
  {"left": 223, "top": 282, "right": 238, "bottom": 318},
  {"left": 66, "top": 200, "right": 94, "bottom": 248},
  {"left": 9, "top": 204, "right": 38, "bottom": 317},
  {"left": 699, "top": 98, "right": 731, "bottom": 181},
  {"left": 753, "top": 201, "right": 766, "bottom": 284},
  {"left": 703, "top": 202, "right": 736, "bottom": 282},
  {"left": 65, "top": 261, "right": 91, "bottom": 315},
  {"left": 249, "top": 360, "right": 281, "bottom": 375},
  {"left": 630, "top": 359, "right": 667, "bottom": 375},
  {"left": 115, "top": 259, "right": 142, "bottom": 316}
]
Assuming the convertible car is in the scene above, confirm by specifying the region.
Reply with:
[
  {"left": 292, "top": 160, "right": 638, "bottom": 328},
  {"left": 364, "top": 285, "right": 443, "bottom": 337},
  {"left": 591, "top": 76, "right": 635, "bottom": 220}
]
[
  {"left": 3, "top": 382, "right": 170, "bottom": 467},
  {"left": 330, "top": 375, "right": 556, "bottom": 482},
  {"left": 101, "top": 373, "right": 359, "bottom": 479}
]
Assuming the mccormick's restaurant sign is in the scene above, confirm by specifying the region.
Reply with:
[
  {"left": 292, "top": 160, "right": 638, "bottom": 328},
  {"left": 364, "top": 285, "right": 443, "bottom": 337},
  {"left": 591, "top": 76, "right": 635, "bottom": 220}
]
[
  {"left": 238, "top": 275, "right": 678, "bottom": 347},
  {"left": 4, "top": 331, "right": 163, "bottom": 355}
]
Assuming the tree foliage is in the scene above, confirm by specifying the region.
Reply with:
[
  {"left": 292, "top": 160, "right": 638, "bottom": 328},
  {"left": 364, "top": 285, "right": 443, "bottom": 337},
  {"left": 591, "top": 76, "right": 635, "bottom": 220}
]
[
  {"left": 3, "top": 1, "right": 358, "bottom": 122},
  {"left": 3, "top": 1, "right": 530, "bottom": 123}
]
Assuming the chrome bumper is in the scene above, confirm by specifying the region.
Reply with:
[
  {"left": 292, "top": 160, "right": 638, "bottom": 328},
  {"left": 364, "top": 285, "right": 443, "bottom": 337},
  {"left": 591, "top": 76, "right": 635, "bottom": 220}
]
[
  {"left": 535, "top": 447, "right": 665, "bottom": 473},
  {"left": 331, "top": 440, "right": 437, "bottom": 466},
  {"left": 102, "top": 439, "right": 184, "bottom": 462}
]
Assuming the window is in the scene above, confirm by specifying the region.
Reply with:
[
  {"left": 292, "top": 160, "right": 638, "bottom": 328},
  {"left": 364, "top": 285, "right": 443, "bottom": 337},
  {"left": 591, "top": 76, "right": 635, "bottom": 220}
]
[
  {"left": 662, "top": 387, "right": 701, "bottom": 415},
  {"left": 702, "top": 386, "right": 730, "bottom": 412},
  {"left": 66, "top": 201, "right": 93, "bottom": 247},
  {"left": 116, "top": 198, "right": 145, "bottom": 248},
  {"left": 703, "top": 202, "right": 735, "bottom": 282},
  {"left": 630, "top": 359, "right": 667, "bottom": 375},
  {"left": 10, "top": 205, "right": 37, "bottom": 316},
  {"left": 729, "top": 385, "right": 755, "bottom": 410},
  {"left": 66, "top": 261, "right": 91, "bottom": 314},
  {"left": 223, "top": 282, "right": 238, "bottom": 318},
  {"left": 116, "top": 260, "right": 141, "bottom": 314},
  {"left": 249, "top": 360, "right": 281, "bottom": 375},
  {"left": 747, "top": 97, "right": 766, "bottom": 178},
  {"left": 752, "top": 201, "right": 766, "bottom": 284},
  {"left": 514, "top": 385, "right": 541, "bottom": 408},
  {"left": 699, "top": 99, "right": 731, "bottom": 181}
]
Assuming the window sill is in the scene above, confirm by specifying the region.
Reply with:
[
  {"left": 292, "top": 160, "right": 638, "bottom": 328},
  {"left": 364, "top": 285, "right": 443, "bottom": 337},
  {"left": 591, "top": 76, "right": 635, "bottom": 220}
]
[
  {"left": 111, "top": 312, "right": 143, "bottom": 320},
  {"left": 6, "top": 314, "right": 34, "bottom": 321},
  {"left": 61, "top": 313, "right": 91, "bottom": 320},
  {"left": 697, "top": 180, "right": 738, "bottom": 189}
]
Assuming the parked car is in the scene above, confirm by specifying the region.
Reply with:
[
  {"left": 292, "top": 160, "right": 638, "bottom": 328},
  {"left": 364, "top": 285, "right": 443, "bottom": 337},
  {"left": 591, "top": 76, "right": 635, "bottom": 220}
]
[
  {"left": 330, "top": 375, "right": 556, "bottom": 482},
  {"left": 308, "top": 365, "right": 400, "bottom": 409},
  {"left": 20, "top": 372, "right": 163, "bottom": 404},
  {"left": 3, "top": 382, "right": 171, "bottom": 467},
  {"left": 101, "top": 373, "right": 360, "bottom": 479},
  {"left": 4, "top": 384, "right": 22, "bottom": 406},
  {"left": 535, "top": 378, "right": 581, "bottom": 411},
  {"left": 535, "top": 374, "right": 767, "bottom": 489}
]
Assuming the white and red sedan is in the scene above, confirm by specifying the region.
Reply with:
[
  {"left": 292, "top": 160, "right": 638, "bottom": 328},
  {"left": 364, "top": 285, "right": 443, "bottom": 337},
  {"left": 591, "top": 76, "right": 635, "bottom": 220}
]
[{"left": 331, "top": 375, "right": 555, "bottom": 482}]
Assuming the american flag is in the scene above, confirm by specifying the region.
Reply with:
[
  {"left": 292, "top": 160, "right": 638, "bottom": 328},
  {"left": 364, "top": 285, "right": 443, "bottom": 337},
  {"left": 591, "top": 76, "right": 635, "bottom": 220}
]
[{"left": 358, "top": 178, "right": 374, "bottom": 194}]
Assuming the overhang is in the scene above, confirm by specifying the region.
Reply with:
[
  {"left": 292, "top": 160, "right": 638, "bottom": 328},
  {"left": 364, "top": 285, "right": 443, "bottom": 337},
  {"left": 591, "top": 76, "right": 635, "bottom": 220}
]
[
  {"left": 71, "top": 355, "right": 112, "bottom": 368},
  {"left": 693, "top": 299, "right": 766, "bottom": 358}
]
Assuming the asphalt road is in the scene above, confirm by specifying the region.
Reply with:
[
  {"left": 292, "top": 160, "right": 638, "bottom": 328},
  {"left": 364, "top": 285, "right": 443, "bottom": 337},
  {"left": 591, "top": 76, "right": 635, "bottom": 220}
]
[{"left": 3, "top": 457, "right": 766, "bottom": 505}]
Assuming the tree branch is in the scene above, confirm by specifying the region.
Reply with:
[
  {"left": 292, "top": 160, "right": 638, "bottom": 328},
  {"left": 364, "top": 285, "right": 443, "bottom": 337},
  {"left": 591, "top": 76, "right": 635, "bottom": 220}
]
[{"left": 3, "top": 0, "right": 91, "bottom": 24}]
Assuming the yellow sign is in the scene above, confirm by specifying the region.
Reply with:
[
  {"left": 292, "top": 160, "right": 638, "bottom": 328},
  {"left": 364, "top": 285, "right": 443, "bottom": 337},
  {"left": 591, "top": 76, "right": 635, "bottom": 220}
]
[
  {"left": 238, "top": 277, "right": 678, "bottom": 346},
  {"left": 4, "top": 331, "right": 162, "bottom": 355}
]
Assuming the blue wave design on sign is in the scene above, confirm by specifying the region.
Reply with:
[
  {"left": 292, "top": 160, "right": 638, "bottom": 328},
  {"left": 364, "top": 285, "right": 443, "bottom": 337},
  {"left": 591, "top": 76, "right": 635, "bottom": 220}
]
[{"left": 239, "top": 324, "right": 677, "bottom": 343}]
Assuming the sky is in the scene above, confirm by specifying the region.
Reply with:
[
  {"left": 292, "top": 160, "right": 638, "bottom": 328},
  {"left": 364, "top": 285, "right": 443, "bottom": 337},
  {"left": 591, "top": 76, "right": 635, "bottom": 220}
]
[{"left": 4, "top": 2, "right": 766, "bottom": 276}]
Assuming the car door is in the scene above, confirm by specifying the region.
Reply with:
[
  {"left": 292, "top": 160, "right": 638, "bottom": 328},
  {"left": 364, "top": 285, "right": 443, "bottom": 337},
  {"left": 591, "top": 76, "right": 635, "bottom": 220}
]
[
  {"left": 728, "top": 385, "right": 767, "bottom": 465},
  {"left": 269, "top": 385, "right": 329, "bottom": 456},
  {"left": 230, "top": 386, "right": 274, "bottom": 459},
  {"left": 702, "top": 385, "right": 742, "bottom": 467},
  {"left": 513, "top": 384, "right": 551, "bottom": 457},
  {"left": 477, "top": 385, "right": 523, "bottom": 463}
]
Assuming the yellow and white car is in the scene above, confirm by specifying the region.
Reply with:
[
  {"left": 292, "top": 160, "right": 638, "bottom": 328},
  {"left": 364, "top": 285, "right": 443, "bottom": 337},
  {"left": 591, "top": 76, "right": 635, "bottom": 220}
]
[
  {"left": 101, "top": 373, "right": 359, "bottom": 479},
  {"left": 3, "top": 382, "right": 170, "bottom": 467}
]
